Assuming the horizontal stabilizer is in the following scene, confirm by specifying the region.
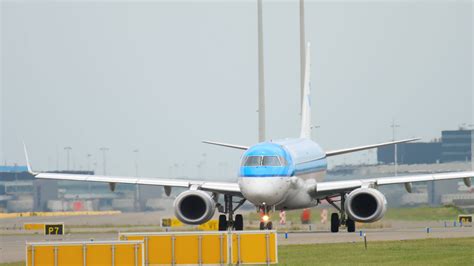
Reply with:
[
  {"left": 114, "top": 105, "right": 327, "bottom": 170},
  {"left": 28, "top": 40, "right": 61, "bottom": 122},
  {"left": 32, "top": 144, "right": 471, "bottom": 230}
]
[
  {"left": 325, "top": 138, "right": 420, "bottom": 157},
  {"left": 202, "top": 140, "right": 249, "bottom": 150}
]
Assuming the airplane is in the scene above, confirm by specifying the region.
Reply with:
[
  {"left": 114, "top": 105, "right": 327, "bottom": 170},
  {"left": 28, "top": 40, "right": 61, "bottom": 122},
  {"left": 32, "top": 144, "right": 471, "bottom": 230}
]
[{"left": 24, "top": 43, "right": 473, "bottom": 232}]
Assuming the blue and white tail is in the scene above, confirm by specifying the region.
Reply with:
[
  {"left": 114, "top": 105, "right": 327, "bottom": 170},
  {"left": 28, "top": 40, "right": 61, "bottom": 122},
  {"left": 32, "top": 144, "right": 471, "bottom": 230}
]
[{"left": 300, "top": 42, "right": 312, "bottom": 139}]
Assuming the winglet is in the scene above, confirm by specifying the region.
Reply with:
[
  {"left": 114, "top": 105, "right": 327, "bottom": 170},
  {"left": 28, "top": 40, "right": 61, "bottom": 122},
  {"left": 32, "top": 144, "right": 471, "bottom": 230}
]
[{"left": 23, "top": 142, "right": 37, "bottom": 175}]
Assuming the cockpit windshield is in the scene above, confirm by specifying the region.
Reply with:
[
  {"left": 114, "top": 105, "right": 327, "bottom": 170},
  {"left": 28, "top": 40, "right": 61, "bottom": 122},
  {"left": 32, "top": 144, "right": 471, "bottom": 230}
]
[
  {"left": 243, "top": 156, "right": 262, "bottom": 166},
  {"left": 242, "top": 156, "right": 286, "bottom": 167}
]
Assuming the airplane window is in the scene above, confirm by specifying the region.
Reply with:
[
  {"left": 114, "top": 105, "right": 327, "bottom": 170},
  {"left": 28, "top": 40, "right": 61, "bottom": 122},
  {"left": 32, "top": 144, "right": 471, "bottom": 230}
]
[
  {"left": 262, "top": 156, "right": 281, "bottom": 166},
  {"left": 243, "top": 156, "right": 262, "bottom": 166}
]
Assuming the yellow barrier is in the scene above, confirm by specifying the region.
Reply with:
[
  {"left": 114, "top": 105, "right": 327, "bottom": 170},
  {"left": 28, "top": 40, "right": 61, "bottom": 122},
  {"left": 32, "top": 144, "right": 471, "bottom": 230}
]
[
  {"left": 1, "top": 210, "right": 121, "bottom": 219},
  {"left": 24, "top": 223, "right": 45, "bottom": 231},
  {"left": 26, "top": 240, "right": 144, "bottom": 266},
  {"left": 231, "top": 231, "right": 277, "bottom": 265},
  {"left": 119, "top": 230, "right": 277, "bottom": 265}
]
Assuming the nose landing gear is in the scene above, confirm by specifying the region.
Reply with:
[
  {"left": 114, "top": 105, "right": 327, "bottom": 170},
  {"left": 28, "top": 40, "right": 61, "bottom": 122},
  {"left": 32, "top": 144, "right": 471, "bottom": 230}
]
[
  {"left": 258, "top": 205, "right": 273, "bottom": 230},
  {"left": 218, "top": 195, "right": 246, "bottom": 231},
  {"left": 327, "top": 194, "right": 356, "bottom": 233}
]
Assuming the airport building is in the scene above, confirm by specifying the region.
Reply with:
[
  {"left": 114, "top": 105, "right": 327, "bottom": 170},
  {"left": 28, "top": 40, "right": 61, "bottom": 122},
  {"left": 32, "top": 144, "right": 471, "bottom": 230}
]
[
  {"left": 0, "top": 166, "right": 165, "bottom": 213},
  {"left": 377, "top": 141, "right": 442, "bottom": 164},
  {"left": 441, "top": 129, "right": 473, "bottom": 162},
  {"left": 377, "top": 129, "right": 473, "bottom": 164}
]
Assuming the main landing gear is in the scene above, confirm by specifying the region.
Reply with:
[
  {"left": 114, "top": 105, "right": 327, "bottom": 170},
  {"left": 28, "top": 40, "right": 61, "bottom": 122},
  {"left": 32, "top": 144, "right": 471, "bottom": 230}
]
[
  {"left": 327, "top": 194, "right": 356, "bottom": 233},
  {"left": 218, "top": 195, "right": 246, "bottom": 231}
]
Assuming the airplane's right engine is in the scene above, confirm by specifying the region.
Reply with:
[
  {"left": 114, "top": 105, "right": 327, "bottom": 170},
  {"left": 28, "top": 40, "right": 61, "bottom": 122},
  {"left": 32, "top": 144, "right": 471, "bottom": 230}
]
[
  {"left": 344, "top": 188, "right": 387, "bottom": 223},
  {"left": 174, "top": 190, "right": 216, "bottom": 225}
]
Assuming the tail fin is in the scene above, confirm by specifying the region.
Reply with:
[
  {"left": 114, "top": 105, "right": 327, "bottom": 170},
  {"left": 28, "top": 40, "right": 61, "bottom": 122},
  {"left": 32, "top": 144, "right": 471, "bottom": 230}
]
[{"left": 300, "top": 42, "right": 312, "bottom": 139}]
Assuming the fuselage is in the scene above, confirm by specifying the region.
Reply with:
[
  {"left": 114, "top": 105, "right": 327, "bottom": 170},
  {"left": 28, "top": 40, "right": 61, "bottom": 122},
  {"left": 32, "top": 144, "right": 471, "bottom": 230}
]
[{"left": 237, "top": 138, "right": 327, "bottom": 210}]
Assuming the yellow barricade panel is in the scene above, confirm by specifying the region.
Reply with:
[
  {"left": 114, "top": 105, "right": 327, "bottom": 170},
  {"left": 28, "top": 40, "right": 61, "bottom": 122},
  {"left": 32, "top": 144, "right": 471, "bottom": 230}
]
[
  {"left": 86, "top": 244, "right": 112, "bottom": 266},
  {"left": 232, "top": 232, "right": 277, "bottom": 265},
  {"left": 119, "top": 231, "right": 275, "bottom": 265},
  {"left": 114, "top": 244, "right": 139, "bottom": 266},
  {"left": 57, "top": 245, "right": 83, "bottom": 266},
  {"left": 27, "top": 241, "right": 143, "bottom": 266},
  {"left": 201, "top": 234, "right": 227, "bottom": 264},
  {"left": 148, "top": 235, "right": 173, "bottom": 265},
  {"left": 32, "top": 246, "right": 54, "bottom": 266},
  {"left": 174, "top": 235, "right": 199, "bottom": 264}
]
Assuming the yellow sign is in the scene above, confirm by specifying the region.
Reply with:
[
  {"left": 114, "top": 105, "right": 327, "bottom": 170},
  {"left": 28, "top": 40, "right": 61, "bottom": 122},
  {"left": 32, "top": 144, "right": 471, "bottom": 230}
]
[
  {"left": 45, "top": 224, "right": 64, "bottom": 235},
  {"left": 24, "top": 223, "right": 44, "bottom": 230},
  {"left": 161, "top": 218, "right": 183, "bottom": 227},
  {"left": 198, "top": 220, "right": 218, "bottom": 231},
  {"left": 24, "top": 223, "right": 64, "bottom": 235}
]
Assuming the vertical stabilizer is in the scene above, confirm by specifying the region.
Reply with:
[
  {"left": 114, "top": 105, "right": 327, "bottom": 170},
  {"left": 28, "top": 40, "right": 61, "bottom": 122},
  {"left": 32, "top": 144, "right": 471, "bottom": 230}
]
[{"left": 300, "top": 42, "right": 312, "bottom": 139}]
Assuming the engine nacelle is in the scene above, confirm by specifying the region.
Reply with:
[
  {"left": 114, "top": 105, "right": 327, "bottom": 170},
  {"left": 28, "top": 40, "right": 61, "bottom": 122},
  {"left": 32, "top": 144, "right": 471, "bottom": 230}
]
[
  {"left": 174, "top": 190, "right": 216, "bottom": 225},
  {"left": 344, "top": 188, "right": 387, "bottom": 223}
]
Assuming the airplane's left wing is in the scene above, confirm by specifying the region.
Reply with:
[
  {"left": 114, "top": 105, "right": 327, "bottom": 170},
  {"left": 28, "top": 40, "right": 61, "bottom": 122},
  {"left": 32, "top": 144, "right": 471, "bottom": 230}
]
[
  {"left": 24, "top": 143, "right": 241, "bottom": 196},
  {"left": 34, "top": 172, "right": 242, "bottom": 196},
  {"left": 313, "top": 171, "right": 473, "bottom": 196}
]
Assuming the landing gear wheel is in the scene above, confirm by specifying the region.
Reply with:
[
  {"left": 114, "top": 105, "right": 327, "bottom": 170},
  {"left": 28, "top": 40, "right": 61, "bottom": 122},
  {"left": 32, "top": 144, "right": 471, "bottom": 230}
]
[
  {"left": 259, "top": 222, "right": 265, "bottom": 230},
  {"left": 266, "top": 221, "right": 273, "bottom": 230},
  {"left": 218, "top": 214, "right": 227, "bottom": 231},
  {"left": 234, "top": 214, "right": 244, "bottom": 231},
  {"left": 331, "top": 213, "right": 340, "bottom": 233},
  {"left": 346, "top": 218, "right": 355, "bottom": 233}
]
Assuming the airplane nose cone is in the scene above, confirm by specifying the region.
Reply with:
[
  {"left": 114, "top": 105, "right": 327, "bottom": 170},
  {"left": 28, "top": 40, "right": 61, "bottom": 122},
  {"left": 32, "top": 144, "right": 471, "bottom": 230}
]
[{"left": 238, "top": 176, "right": 290, "bottom": 206}]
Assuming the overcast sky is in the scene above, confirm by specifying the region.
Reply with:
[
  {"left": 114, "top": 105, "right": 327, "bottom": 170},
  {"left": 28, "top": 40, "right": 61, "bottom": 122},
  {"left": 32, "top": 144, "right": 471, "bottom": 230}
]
[{"left": 1, "top": 0, "right": 472, "bottom": 180}]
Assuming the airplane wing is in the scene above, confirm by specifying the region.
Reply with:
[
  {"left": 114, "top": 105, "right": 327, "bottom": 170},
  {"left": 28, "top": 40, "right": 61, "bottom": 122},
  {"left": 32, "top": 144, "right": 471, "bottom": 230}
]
[
  {"left": 202, "top": 140, "right": 249, "bottom": 150},
  {"left": 24, "top": 144, "right": 241, "bottom": 196},
  {"left": 325, "top": 138, "right": 420, "bottom": 157},
  {"left": 313, "top": 171, "right": 473, "bottom": 196},
  {"left": 34, "top": 172, "right": 242, "bottom": 196}
]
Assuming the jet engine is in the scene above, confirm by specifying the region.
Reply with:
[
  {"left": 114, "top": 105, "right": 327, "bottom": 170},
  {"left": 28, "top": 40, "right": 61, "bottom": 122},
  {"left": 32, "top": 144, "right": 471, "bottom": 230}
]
[
  {"left": 344, "top": 188, "right": 387, "bottom": 223},
  {"left": 174, "top": 190, "right": 216, "bottom": 225}
]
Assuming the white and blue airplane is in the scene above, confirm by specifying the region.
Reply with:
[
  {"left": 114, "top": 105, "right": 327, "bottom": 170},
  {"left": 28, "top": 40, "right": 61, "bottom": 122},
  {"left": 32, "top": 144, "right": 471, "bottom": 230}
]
[{"left": 25, "top": 44, "right": 473, "bottom": 232}]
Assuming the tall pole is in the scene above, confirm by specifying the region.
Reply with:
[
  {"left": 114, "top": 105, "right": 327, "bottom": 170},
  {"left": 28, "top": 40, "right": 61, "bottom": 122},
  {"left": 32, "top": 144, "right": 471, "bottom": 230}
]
[
  {"left": 100, "top": 147, "right": 109, "bottom": 175},
  {"left": 86, "top": 154, "right": 92, "bottom": 171},
  {"left": 64, "top": 146, "right": 72, "bottom": 171},
  {"left": 391, "top": 119, "right": 400, "bottom": 176},
  {"left": 86, "top": 153, "right": 92, "bottom": 195},
  {"left": 469, "top": 125, "right": 474, "bottom": 171},
  {"left": 299, "top": 0, "right": 306, "bottom": 109},
  {"left": 257, "top": 0, "right": 266, "bottom": 142},
  {"left": 133, "top": 149, "right": 139, "bottom": 177},
  {"left": 133, "top": 149, "right": 140, "bottom": 211}
]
